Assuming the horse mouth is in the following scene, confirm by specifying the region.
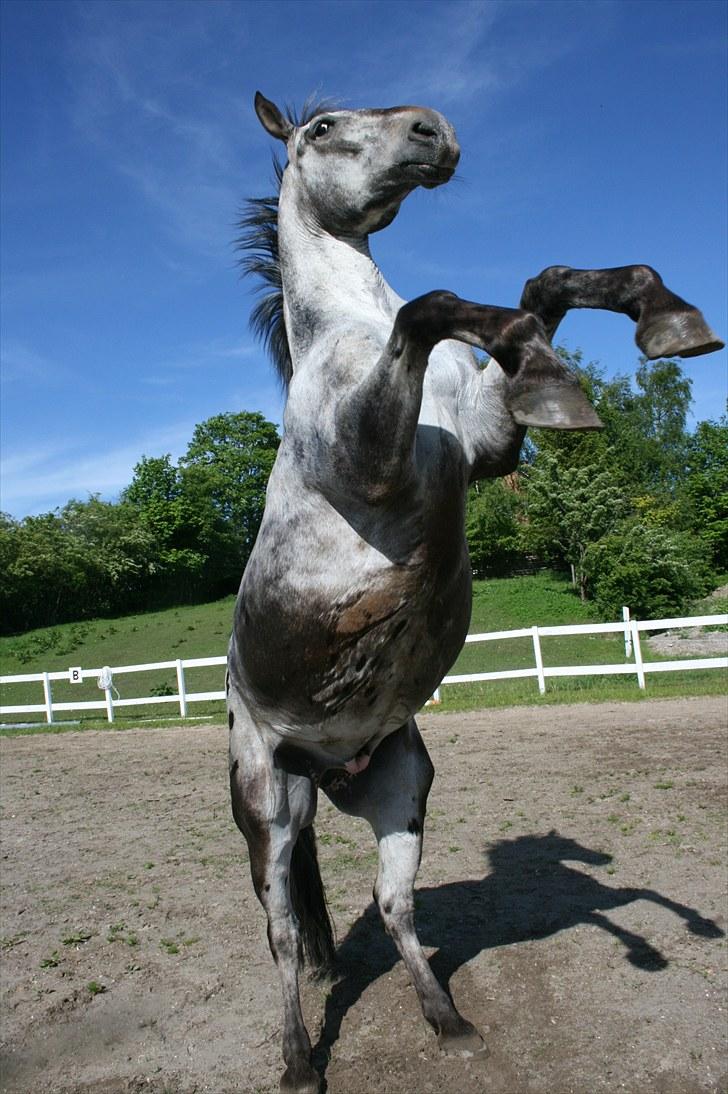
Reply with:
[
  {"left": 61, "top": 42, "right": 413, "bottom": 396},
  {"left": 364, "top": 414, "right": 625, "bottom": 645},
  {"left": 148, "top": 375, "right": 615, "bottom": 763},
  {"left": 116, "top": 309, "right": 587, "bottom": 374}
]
[{"left": 401, "top": 161, "right": 457, "bottom": 187}]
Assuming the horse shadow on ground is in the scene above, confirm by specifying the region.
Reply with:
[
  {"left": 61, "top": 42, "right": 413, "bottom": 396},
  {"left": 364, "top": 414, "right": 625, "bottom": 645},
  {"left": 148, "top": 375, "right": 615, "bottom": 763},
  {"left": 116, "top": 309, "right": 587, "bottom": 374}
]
[{"left": 311, "top": 830, "right": 723, "bottom": 1082}]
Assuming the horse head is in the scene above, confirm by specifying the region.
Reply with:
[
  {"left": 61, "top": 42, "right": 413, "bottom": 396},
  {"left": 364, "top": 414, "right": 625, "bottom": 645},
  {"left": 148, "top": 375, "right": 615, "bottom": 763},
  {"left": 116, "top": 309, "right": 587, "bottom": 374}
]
[{"left": 254, "top": 91, "right": 460, "bottom": 237}]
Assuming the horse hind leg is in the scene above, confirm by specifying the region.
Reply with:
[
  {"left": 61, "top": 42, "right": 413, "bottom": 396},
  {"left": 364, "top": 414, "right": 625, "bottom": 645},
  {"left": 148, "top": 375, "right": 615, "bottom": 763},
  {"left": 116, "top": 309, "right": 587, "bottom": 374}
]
[
  {"left": 229, "top": 700, "right": 332, "bottom": 1093},
  {"left": 323, "top": 720, "right": 487, "bottom": 1057},
  {"left": 376, "top": 816, "right": 486, "bottom": 1055}
]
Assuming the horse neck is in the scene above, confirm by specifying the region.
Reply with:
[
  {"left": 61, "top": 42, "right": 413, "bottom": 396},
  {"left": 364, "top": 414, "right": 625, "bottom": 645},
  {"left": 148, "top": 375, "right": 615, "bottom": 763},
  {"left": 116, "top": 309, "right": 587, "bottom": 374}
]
[{"left": 277, "top": 189, "right": 402, "bottom": 363}]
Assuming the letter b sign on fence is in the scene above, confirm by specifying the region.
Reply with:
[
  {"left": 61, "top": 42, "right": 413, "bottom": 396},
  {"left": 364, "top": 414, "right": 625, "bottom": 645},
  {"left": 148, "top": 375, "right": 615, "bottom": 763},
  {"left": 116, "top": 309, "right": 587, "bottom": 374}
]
[{"left": 69, "top": 667, "right": 83, "bottom": 684}]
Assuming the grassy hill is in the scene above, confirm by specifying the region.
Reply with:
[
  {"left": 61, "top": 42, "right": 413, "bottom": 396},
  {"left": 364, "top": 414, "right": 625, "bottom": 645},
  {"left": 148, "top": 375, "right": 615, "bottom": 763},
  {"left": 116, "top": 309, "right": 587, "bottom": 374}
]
[{"left": 1, "top": 573, "right": 724, "bottom": 731}]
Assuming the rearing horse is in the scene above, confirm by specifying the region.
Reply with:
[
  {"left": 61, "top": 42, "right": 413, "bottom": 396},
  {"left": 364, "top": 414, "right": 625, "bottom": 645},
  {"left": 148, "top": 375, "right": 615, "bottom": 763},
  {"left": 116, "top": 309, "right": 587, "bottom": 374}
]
[{"left": 227, "top": 93, "right": 722, "bottom": 1094}]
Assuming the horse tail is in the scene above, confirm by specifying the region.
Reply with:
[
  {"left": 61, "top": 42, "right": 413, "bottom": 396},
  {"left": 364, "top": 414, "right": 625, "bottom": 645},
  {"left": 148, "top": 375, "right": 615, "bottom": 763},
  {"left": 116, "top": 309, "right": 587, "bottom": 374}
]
[{"left": 290, "top": 823, "right": 336, "bottom": 976}]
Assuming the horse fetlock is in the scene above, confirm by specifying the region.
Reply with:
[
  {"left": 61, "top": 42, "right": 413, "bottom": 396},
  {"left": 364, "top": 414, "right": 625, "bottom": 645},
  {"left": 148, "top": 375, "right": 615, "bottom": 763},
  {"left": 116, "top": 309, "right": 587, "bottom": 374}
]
[
  {"left": 636, "top": 305, "right": 724, "bottom": 360},
  {"left": 487, "top": 310, "right": 549, "bottom": 375}
]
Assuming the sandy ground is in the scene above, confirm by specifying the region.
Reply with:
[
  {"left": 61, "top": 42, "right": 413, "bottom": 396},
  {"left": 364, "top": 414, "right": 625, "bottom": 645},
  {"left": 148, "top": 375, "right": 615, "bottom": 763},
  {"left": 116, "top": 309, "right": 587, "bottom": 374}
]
[{"left": 1, "top": 696, "right": 726, "bottom": 1094}]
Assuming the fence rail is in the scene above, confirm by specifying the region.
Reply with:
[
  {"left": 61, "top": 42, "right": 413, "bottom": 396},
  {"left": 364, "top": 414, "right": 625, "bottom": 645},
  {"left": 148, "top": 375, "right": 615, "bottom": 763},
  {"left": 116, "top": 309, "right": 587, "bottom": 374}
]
[
  {"left": 1, "top": 610, "right": 726, "bottom": 725},
  {"left": 435, "top": 612, "right": 727, "bottom": 700},
  {"left": 0, "top": 656, "right": 227, "bottom": 724}
]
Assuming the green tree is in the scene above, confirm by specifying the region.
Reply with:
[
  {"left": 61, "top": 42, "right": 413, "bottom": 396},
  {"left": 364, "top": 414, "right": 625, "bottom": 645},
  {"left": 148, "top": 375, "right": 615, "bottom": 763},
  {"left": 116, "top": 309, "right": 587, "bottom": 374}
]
[
  {"left": 180, "top": 411, "right": 280, "bottom": 587},
  {"left": 522, "top": 454, "right": 627, "bottom": 599},
  {"left": 58, "top": 496, "right": 159, "bottom": 614},
  {"left": 123, "top": 454, "right": 180, "bottom": 508},
  {"left": 679, "top": 414, "right": 728, "bottom": 567},
  {"left": 465, "top": 480, "right": 522, "bottom": 576},
  {"left": 0, "top": 509, "right": 106, "bottom": 632},
  {"left": 632, "top": 357, "right": 692, "bottom": 489},
  {"left": 123, "top": 455, "right": 208, "bottom": 602},
  {"left": 527, "top": 350, "right": 693, "bottom": 497},
  {"left": 584, "top": 522, "right": 713, "bottom": 619}
]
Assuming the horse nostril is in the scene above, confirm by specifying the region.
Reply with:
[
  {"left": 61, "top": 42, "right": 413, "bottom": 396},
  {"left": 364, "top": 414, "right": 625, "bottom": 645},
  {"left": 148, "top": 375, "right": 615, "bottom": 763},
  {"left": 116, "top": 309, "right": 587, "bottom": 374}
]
[{"left": 410, "top": 120, "right": 438, "bottom": 141}]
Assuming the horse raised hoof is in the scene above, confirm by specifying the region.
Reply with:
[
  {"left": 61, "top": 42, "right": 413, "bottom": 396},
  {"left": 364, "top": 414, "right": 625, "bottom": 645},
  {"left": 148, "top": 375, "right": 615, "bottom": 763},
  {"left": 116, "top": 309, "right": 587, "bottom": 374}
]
[
  {"left": 280, "top": 1063, "right": 320, "bottom": 1094},
  {"left": 437, "top": 1019, "right": 489, "bottom": 1058},
  {"left": 636, "top": 307, "right": 724, "bottom": 360},
  {"left": 508, "top": 382, "right": 603, "bottom": 431}
]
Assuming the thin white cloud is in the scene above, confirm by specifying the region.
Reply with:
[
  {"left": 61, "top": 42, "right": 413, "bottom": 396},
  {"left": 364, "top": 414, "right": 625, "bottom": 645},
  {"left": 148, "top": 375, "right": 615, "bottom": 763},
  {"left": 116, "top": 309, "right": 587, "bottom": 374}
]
[
  {"left": 138, "top": 335, "right": 259, "bottom": 384},
  {"left": 1, "top": 421, "right": 196, "bottom": 516},
  {"left": 1, "top": 344, "right": 284, "bottom": 515},
  {"left": 344, "top": 0, "right": 615, "bottom": 114},
  {"left": 64, "top": 4, "right": 258, "bottom": 259},
  {"left": 0, "top": 340, "right": 69, "bottom": 385}
]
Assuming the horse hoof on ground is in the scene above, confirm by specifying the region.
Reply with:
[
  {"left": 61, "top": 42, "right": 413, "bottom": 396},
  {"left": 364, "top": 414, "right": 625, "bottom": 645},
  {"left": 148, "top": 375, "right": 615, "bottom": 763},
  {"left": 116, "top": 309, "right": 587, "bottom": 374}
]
[
  {"left": 637, "top": 308, "right": 724, "bottom": 360},
  {"left": 280, "top": 1064, "right": 320, "bottom": 1094},
  {"left": 508, "top": 382, "right": 603, "bottom": 431},
  {"left": 438, "top": 1021, "right": 489, "bottom": 1058}
]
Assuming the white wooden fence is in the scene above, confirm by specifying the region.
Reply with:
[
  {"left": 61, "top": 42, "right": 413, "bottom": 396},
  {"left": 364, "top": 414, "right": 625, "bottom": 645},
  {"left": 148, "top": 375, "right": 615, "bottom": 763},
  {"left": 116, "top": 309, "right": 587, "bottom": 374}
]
[
  {"left": 1, "top": 610, "right": 725, "bottom": 725},
  {"left": 0, "top": 656, "right": 227, "bottom": 725},
  {"left": 433, "top": 610, "right": 727, "bottom": 701}
]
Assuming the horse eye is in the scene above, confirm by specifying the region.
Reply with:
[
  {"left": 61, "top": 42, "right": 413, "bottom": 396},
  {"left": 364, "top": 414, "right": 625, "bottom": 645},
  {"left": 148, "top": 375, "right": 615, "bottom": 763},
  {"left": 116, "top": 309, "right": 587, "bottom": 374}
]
[{"left": 310, "top": 119, "right": 333, "bottom": 139}]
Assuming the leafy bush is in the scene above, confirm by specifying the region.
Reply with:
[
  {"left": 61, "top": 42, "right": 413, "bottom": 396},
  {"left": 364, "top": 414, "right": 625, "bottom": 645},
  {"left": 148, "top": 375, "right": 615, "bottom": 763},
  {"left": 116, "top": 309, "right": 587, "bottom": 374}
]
[
  {"left": 465, "top": 480, "right": 522, "bottom": 576},
  {"left": 584, "top": 523, "right": 714, "bottom": 620},
  {"left": 680, "top": 415, "right": 728, "bottom": 567}
]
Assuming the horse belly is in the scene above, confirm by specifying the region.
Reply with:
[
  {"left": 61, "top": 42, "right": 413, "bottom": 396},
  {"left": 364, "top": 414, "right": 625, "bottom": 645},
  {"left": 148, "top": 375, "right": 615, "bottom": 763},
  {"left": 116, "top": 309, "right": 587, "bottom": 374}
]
[{"left": 233, "top": 550, "right": 470, "bottom": 749}]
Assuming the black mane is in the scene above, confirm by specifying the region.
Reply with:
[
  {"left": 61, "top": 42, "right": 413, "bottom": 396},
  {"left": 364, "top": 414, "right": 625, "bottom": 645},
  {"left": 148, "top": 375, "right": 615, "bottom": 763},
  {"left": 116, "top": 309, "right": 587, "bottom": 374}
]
[{"left": 235, "top": 98, "right": 337, "bottom": 390}]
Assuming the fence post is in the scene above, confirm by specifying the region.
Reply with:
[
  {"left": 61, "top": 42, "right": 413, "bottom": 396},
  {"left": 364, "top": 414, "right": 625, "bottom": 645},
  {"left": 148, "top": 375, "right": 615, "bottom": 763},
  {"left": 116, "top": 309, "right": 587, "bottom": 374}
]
[
  {"left": 531, "top": 626, "right": 546, "bottom": 695},
  {"left": 176, "top": 659, "right": 188, "bottom": 718},
  {"left": 623, "top": 606, "right": 632, "bottom": 659},
  {"left": 42, "top": 672, "right": 53, "bottom": 724},
  {"left": 630, "top": 620, "right": 646, "bottom": 690}
]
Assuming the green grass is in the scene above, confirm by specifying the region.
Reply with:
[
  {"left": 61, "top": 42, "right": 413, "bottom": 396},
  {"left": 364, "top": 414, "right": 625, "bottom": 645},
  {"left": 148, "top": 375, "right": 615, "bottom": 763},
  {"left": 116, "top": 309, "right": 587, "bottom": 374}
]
[
  {"left": 0, "top": 598, "right": 235, "bottom": 728},
  {"left": 434, "top": 573, "right": 726, "bottom": 712},
  {"left": 1, "top": 574, "right": 725, "bottom": 732}
]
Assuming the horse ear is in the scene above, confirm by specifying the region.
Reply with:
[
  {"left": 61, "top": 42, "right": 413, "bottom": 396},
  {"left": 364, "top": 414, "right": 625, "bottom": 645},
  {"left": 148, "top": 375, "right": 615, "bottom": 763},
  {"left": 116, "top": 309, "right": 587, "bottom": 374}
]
[{"left": 255, "top": 92, "right": 293, "bottom": 143}]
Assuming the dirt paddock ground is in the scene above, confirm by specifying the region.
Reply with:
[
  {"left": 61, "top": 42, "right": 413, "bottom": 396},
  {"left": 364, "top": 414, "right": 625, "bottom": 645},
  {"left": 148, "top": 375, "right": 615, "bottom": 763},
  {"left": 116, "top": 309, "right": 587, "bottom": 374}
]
[{"left": 1, "top": 696, "right": 726, "bottom": 1094}]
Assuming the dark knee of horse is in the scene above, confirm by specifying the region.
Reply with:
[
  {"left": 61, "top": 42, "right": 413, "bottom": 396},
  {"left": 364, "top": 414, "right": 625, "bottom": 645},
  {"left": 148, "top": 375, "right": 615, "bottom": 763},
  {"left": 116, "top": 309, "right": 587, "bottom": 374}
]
[
  {"left": 393, "top": 290, "right": 460, "bottom": 352},
  {"left": 631, "top": 263, "right": 660, "bottom": 286},
  {"left": 521, "top": 265, "right": 570, "bottom": 306},
  {"left": 533, "top": 264, "right": 571, "bottom": 287}
]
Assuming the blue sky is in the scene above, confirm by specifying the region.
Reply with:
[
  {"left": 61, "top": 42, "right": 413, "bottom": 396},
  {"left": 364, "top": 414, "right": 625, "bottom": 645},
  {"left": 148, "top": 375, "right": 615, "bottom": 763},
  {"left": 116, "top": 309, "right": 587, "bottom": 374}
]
[{"left": 1, "top": 0, "right": 726, "bottom": 518}]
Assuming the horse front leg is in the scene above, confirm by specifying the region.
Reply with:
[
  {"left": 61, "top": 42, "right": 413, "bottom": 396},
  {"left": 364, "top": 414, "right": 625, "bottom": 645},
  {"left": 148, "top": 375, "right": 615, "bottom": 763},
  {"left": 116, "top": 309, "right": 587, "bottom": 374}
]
[
  {"left": 395, "top": 291, "right": 602, "bottom": 430},
  {"left": 331, "top": 292, "right": 600, "bottom": 497},
  {"left": 323, "top": 720, "right": 487, "bottom": 1057},
  {"left": 229, "top": 697, "right": 321, "bottom": 1094},
  {"left": 520, "top": 264, "right": 724, "bottom": 359}
]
